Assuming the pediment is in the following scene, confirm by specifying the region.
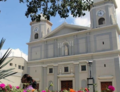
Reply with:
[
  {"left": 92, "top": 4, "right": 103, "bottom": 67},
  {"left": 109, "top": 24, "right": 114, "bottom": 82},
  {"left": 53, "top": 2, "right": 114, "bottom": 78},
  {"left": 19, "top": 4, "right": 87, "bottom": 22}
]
[{"left": 44, "top": 23, "right": 90, "bottom": 38}]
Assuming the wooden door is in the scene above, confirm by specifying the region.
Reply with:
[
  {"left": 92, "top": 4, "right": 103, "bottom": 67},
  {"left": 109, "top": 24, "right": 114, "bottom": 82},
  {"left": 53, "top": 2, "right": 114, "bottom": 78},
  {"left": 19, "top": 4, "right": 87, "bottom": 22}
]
[
  {"left": 61, "top": 80, "right": 73, "bottom": 90},
  {"left": 36, "top": 83, "right": 39, "bottom": 91},
  {"left": 101, "top": 82, "right": 112, "bottom": 92}
]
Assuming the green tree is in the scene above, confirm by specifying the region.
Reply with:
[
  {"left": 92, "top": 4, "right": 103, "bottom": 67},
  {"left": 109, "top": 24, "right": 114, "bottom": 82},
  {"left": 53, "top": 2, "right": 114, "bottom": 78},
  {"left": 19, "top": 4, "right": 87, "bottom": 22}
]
[
  {"left": 0, "top": 38, "right": 17, "bottom": 82},
  {"left": 0, "top": 0, "right": 93, "bottom": 21}
]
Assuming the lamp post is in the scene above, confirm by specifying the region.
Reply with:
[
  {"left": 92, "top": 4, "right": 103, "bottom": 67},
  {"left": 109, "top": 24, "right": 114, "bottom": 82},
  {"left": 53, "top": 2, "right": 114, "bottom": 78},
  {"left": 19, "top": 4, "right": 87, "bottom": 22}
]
[
  {"left": 87, "top": 60, "right": 95, "bottom": 92},
  {"left": 88, "top": 60, "right": 93, "bottom": 78}
]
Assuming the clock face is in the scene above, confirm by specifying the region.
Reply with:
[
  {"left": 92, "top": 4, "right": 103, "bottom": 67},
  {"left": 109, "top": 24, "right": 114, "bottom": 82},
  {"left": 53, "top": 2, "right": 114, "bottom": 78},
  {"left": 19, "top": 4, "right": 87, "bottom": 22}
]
[
  {"left": 34, "top": 27, "right": 38, "bottom": 32},
  {"left": 97, "top": 10, "right": 104, "bottom": 17}
]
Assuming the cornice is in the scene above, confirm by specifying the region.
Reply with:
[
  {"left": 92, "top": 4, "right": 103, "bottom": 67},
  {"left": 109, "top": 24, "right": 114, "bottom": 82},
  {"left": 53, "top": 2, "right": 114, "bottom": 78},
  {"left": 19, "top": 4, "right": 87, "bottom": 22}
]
[
  {"left": 92, "top": 0, "right": 117, "bottom": 9},
  {"left": 98, "top": 75, "right": 114, "bottom": 80},
  {"left": 27, "top": 24, "right": 119, "bottom": 45},
  {"left": 57, "top": 74, "right": 74, "bottom": 78},
  {"left": 43, "top": 23, "right": 90, "bottom": 39},
  {"left": 28, "top": 60, "right": 88, "bottom": 67},
  {"left": 30, "top": 19, "right": 52, "bottom": 26},
  {"left": 27, "top": 50, "right": 120, "bottom": 63}
]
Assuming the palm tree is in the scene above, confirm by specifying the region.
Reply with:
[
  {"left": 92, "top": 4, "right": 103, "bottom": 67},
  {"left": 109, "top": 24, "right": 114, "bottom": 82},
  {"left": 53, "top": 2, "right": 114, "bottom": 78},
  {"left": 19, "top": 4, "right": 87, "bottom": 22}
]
[{"left": 0, "top": 38, "right": 17, "bottom": 82}]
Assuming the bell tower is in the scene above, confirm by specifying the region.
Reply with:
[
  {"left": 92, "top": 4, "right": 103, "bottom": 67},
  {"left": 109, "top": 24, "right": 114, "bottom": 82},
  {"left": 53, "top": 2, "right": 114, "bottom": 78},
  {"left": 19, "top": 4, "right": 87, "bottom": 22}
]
[
  {"left": 29, "top": 14, "right": 52, "bottom": 42},
  {"left": 90, "top": 0, "right": 117, "bottom": 28}
]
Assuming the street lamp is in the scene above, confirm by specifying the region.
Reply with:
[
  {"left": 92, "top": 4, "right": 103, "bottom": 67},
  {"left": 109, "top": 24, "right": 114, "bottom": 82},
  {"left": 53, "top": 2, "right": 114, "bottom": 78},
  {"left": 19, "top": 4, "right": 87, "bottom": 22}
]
[
  {"left": 88, "top": 60, "right": 93, "bottom": 78},
  {"left": 87, "top": 60, "right": 95, "bottom": 92}
]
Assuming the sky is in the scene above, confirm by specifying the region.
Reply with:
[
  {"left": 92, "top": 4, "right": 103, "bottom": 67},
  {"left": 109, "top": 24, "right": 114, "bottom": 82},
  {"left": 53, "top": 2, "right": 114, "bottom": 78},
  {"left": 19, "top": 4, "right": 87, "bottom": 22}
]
[{"left": 0, "top": 0, "right": 120, "bottom": 55}]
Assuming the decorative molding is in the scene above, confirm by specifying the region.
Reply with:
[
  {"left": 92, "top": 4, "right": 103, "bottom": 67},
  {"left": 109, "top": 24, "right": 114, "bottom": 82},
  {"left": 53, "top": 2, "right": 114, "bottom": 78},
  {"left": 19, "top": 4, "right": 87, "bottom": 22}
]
[
  {"left": 28, "top": 56, "right": 118, "bottom": 67},
  {"left": 28, "top": 60, "right": 88, "bottom": 67},
  {"left": 30, "top": 19, "right": 52, "bottom": 26},
  {"left": 27, "top": 24, "right": 120, "bottom": 45},
  {"left": 57, "top": 74, "right": 74, "bottom": 78},
  {"left": 53, "top": 64, "right": 58, "bottom": 66},
  {"left": 79, "top": 60, "right": 88, "bottom": 63},
  {"left": 42, "top": 65, "right": 47, "bottom": 67},
  {"left": 28, "top": 50, "right": 120, "bottom": 63},
  {"left": 91, "top": 1, "right": 117, "bottom": 10},
  {"left": 43, "top": 23, "right": 89, "bottom": 39},
  {"left": 98, "top": 75, "right": 114, "bottom": 80},
  {"left": 73, "top": 62, "right": 79, "bottom": 64}
]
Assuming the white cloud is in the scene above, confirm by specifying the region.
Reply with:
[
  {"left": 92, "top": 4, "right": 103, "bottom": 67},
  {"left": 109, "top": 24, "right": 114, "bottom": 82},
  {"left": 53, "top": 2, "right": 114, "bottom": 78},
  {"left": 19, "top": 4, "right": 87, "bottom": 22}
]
[
  {"left": 59, "top": 18, "right": 65, "bottom": 22},
  {"left": 69, "top": 12, "right": 90, "bottom": 27},
  {"left": 0, "top": 49, "right": 28, "bottom": 61},
  {"left": 70, "top": 0, "right": 120, "bottom": 27}
]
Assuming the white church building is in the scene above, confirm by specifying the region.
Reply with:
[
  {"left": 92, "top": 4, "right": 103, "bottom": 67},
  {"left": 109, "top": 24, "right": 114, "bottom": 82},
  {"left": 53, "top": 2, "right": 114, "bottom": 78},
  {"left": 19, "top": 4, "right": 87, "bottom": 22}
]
[{"left": 27, "top": 0, "right": 120, "bottom": 92}]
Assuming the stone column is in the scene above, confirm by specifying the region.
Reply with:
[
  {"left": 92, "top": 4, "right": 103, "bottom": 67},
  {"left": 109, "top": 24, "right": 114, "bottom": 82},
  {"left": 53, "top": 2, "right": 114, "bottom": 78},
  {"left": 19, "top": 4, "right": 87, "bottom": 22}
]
[
  {"left": 91, "top": 61, "right": 96, "bottom": 92},
  {"left": 86, "top": 32, "right": 91, "bottom": 53},
  {"left": 54, "top": 39, "right": 58, "bottom": 57},
  {"left": 58, "top": 43, "right": 60, "bottom": 57},
  {"left": 74, "top": 35, "right": 78, "bottom": 54},
  {"left": 44, "top": 41, "right": 47, "bottom": 58},
  {"left": 114, "top": 57, "right": 120, "bottom": 92},
  {"left": 54, "top": 65, "right": 58, "bottom": 91},
  {"left": 73, "top": 36, "right": 76, "bottom": 55},
  {"left": 74, "top": 63, "right": 79, "bottom": 90},
  {"left": 59, "top": 43, "right": 62, "bottom": 56},
  {"left": 42, "top": 66, "right": 47, "bottom": 90},
  {"left": 69, "top": 41, "right": 73, "bottom": 55}
]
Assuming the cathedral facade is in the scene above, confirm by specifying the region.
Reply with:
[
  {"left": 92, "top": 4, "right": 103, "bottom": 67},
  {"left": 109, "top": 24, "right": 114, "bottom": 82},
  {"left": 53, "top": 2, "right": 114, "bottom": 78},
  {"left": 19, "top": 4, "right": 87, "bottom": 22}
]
[{"left": 27, "top": 0, "right": 120, "bottom": 92}]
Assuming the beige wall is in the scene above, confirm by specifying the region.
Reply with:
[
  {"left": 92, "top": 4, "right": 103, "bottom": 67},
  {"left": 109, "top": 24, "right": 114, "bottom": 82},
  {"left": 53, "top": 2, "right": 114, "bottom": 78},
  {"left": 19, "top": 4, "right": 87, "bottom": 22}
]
[{"left": 1, "top": 57, "right": 27, "bottom": 87}]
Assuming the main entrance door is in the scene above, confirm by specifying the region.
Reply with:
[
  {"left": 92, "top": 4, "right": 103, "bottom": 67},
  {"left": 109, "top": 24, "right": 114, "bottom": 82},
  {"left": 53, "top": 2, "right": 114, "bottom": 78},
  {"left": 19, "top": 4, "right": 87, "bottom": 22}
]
[
  {"left": 61, "top": 80, "right": 73, "bottom": 90},
  {"left": 101, "top": 82, "right": 112, "bottom": 92}
]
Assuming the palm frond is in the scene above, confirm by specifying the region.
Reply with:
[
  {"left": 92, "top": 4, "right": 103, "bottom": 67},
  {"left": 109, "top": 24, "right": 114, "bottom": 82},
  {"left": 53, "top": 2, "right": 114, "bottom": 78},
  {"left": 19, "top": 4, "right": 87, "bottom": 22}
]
[
  {"left": 0, "top": 68, "right": 15, "bottom": 74},
  {"left": 2, "top": 72, "right": 17, "bottom": 79},
  {"left": 0, "top": 38, "right": 5, "bottom": 50},
  {"left": 0, "top": 68, "right": 15, "bottom": 72},
  {"left": 0, "top": 48, "right": 11, "bottom": 66},
  {"left": 0, "top": 58, "right": 13, "bottom": 69},
  {"left": 0, "top": 38, "right": 17, "bottom": 82},
  {"left": 0, "top": 71, "right": 17, "bottom": 79}
]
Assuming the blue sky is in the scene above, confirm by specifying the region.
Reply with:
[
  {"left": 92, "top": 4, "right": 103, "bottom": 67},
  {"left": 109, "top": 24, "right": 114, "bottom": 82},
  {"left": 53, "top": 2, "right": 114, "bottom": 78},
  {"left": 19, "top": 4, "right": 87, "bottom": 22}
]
[{"left": 0, "top": 0, "right": 120, "bottom": 55}]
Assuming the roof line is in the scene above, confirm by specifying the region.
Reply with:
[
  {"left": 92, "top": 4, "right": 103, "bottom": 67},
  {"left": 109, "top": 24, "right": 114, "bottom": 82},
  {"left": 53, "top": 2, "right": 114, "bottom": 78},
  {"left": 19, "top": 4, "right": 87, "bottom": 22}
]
[{"left": 43, "top": 22, "right": 90, "bottom": 39}]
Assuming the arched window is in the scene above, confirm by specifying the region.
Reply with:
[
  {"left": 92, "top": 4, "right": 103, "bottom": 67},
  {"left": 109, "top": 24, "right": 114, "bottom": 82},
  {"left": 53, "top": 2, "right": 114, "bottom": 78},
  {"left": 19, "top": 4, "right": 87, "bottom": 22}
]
[
  {"left": 34, "top": 33, "right": 38, "bottom": 39},
  {"left": 64, "top": 43, "right": 69, "bottom": 56},
  {"left": 98, "top": 18, "right": 105, "bottom": 25}
]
